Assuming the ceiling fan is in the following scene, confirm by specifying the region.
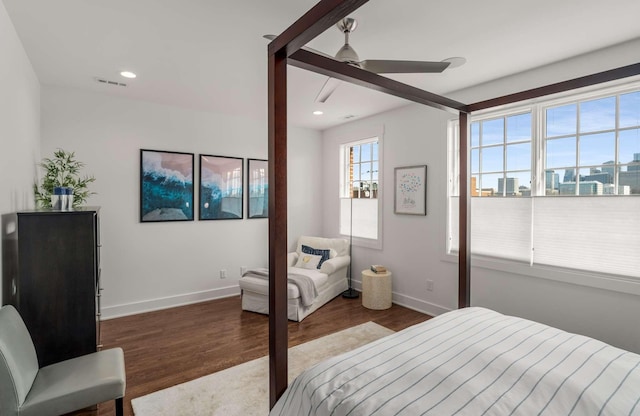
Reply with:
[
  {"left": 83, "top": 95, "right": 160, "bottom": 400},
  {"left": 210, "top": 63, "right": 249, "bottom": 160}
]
[{"left": 264, "top": 18, "right": 465, "bottom": 103}]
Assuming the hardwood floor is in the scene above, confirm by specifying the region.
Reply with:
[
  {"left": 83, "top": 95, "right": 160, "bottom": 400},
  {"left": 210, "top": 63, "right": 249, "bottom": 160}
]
[{"left": 85, "top": 294, "right": 431, "bottom": 416}]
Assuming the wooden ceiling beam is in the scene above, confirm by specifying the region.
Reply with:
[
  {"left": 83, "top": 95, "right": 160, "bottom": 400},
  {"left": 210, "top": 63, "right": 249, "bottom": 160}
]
[
  {"left": 268, "top": 0, "right": 370, "bottom": 57},
  {"left": 469, "top": 62, "right": 640, "bottom": 112},
  {"left": 289, "top": 49, "right": 469, "bottom": 114}
]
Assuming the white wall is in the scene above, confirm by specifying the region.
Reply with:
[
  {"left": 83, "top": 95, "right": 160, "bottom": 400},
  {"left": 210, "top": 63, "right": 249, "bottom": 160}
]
[
  {"left": 41, "top": 86, "right": 323, "bottom": 318},
  {"left": 322, "top": 105, "right": 457, "bottom": 317},
  {"left": 287, "top": 126, "right": 324, "bottom": 250},
  {"left": 321, "top": 39, "right": 640, "bottom": 353},
  {"left": 454, "top": 39, "right": 640, "bottom": 354},
  {"left": 0, "top": 1, "right": 40, "bottom": 303}
]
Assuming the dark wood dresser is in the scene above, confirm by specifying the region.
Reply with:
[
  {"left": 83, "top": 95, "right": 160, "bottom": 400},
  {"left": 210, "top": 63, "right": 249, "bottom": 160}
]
[{"left": 2, "top": 208, "right": 101, "bottom": 367}]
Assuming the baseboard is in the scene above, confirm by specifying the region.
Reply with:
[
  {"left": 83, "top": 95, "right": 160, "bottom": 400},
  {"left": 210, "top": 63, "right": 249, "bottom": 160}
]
[
  {"left": 102, "top": 282, "right": 450, "bottom": 320},
  {"left": 352, "top": 279, "right": 451, "bottom": 318},
  {"left": 391, "top": 292, "right": 451, "bottom": 317},
  {"left": 101, "top": 285, "right": 241, "bottom": 320}
]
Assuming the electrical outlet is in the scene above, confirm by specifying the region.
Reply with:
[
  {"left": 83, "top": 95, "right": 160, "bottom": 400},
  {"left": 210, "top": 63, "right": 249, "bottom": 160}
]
[
  {"left": 426, "top": 279, "right": 434, "bottom": 292},
  {"left": 220, "top": 269, "right": 227, "bottom": 279}
]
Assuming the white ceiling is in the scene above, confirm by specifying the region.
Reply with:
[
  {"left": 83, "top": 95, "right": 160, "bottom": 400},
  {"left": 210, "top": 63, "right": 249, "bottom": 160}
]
[{"left": 4, "top": 0, "right": 640, "bottom": 130}]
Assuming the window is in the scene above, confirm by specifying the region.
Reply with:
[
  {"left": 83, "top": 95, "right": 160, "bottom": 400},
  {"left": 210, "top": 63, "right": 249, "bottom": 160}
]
[
  {"left": 340, "top": 137, "right": 381, "bottom": 244},
  {"left": 544, "top": 92, "right": 640, "bottom": 195},
  {"left": 448, "top": 82, "right": 640, "bottom": 281},
  {"left": 471, "top": 113, "right": 532, "bottom": 197},
  {"left": 346, "top": 140, "right": 379, "bottom": 199}
]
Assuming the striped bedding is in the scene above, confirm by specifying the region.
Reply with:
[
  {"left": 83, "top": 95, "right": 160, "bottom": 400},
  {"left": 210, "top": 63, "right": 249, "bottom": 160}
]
[{"left": 270, "top": 307, "right": 640, "bottom": 415}]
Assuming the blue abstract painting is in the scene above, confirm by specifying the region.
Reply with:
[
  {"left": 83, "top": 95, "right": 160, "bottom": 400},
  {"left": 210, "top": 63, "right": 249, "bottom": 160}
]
[
  {"left": 140, "top": 150, "right": 194, "bottom": 222},
  {"left": 248, "top": 158, "right": 268, "bottom": 218},
  {"left": 199, "top": 155, "right": 243, "bottom": 220}
]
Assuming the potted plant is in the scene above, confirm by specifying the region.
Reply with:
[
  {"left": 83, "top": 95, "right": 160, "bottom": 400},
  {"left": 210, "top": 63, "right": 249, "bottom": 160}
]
[{"left": 34, "top": 149, "right": 96, "bottom": 208}]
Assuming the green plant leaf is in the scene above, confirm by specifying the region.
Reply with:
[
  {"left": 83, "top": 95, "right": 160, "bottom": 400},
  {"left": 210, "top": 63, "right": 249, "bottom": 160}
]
[{"left": 34, "top": 148, "right": 96, "bottom": 208}]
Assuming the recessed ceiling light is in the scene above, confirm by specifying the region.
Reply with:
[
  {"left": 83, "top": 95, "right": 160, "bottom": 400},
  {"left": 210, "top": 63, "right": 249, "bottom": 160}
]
[
  {"left": 120, "top": 71, "right": 137, "bottom": 79},
  {"left": 313, "top": 110, "right": 324, "bottom": 115}
]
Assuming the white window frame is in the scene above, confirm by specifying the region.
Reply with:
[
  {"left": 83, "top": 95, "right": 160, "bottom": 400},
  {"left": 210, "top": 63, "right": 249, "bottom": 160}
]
[
  {"left": 446, "top": 80, "right": 640, "bottom": 296},
  {"left": 469, "top": 109, "right": 536, "bottom": 197},
  {"left": 339, "top": 135, "right": 383, "bottom": 250}
]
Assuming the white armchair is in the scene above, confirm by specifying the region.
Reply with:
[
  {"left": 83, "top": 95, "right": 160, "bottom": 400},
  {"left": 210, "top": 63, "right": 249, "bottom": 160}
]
[
  {"left": 292, "top": 235, "right": 350, "bottom": 275},
  {"left": 240, "top": 235, "right": 350, "bottom": 321}
]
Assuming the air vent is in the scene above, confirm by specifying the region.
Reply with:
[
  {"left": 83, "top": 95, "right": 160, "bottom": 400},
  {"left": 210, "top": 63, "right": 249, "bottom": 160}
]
[{"left": 94, "top": 77, "right": 127, "bottom": 87}]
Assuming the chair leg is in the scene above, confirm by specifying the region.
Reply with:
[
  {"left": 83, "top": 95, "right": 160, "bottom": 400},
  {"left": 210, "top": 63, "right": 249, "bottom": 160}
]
[{"left": 115, "top": 397, "right": 124, "bottom": 416}]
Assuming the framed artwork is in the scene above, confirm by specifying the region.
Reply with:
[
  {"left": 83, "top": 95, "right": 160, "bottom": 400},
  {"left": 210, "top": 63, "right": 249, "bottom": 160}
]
[
  {"left": 140, "top": 149, "right": 194, "bottom": 222},
  {"left": 247, "top": 158, "right": 268, "bottom": 218},
  {"left": 199, "top": 154, "right": 244, "bottom": 220},
  {"left": 394, "top": 165, "right": 427, "bottom": 215}
]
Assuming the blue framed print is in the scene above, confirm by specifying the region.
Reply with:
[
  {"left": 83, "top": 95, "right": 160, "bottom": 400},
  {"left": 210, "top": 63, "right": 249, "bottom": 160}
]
[
  {"left": 140, "top": 149, "right": 194, "bottom": 222},
  {"left": 247, "top": 158, "right": 268, "bottom": 218},
  {"left": 199, "top": 154, "right": 244, "bottom": 220}
]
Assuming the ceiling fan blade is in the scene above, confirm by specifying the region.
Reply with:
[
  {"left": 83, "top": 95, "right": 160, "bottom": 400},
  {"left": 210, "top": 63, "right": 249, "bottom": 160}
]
[
  {"left": 360, "top": 60, "right": 451, "bottom": 74},
  {"left": 442, "top": 57, "right": 466, "bottom": 69},
  {"left": 315, "top": 77, "right": 341, "bottom": 103}
]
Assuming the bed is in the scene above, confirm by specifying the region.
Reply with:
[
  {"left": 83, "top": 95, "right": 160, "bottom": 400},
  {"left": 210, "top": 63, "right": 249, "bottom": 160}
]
[
  {"left": 270, "top": 307, "right": 640, "bottom": 415},
  {"left": 265, "top": 0, "right": 640, "bottom": 407},
  {"left": 239, "top": 236, "right": 350, "bottom": 321}
]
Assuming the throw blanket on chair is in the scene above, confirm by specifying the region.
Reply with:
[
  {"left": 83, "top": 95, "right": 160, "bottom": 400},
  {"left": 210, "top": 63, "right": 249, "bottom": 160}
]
[{"left": 243, "top": 268, "right": 318, "bottom": 306}]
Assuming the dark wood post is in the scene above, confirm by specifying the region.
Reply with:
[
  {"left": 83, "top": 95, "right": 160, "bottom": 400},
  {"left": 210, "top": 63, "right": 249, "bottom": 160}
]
[
  {"left": 458, "top": 111, "right": 471, "bottom": 308},
  {"left": 268, "top": 48, "right": 289, "bottom": 407}
]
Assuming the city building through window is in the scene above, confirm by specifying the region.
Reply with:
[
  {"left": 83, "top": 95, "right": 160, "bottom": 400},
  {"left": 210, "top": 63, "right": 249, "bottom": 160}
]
[
  {"left": 340, "top": 138, "right": 380, "bottom": 244},
  {"left": 448, "top": 82, "right": 640, "bottom": 281}
]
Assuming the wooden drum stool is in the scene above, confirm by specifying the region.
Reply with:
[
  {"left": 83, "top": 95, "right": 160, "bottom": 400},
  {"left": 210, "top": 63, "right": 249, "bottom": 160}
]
[{"left": 361, "top": 269, "right": 392, "bottom": 310}]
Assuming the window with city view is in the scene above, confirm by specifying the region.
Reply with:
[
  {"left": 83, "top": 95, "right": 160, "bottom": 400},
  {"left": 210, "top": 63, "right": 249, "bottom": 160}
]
[
  {"left": 340, "top": 138, "right": 380, "bottom": 243},
  {"left": 544, "top": 92, "right": 640, "bottom": 196},
  {"left": 471, "top": 112, "right": 532, "bottom": 197},
  {"left": 448, "top": 82, "right": 640, "bottom": 281},
  {"left": 468, "top": 90, "right": 640, "bottom": 197},
  {"left": 347, "top": 140, "right": 379, "bottom": 199}
]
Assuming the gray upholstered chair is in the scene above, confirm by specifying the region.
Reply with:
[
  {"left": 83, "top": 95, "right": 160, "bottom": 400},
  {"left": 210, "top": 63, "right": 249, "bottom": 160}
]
[{"left": 0, "top": 305, "right": 126, "bottom": 416}]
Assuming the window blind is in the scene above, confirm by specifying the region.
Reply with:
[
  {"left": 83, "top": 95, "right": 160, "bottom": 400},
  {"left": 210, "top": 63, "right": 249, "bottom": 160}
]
[
  {"left": 340, "top": 198, "right": 378, "bottom": 240},
  {"left": 449, "top": 197, "right": 532, "bottom": 262},
  {"left": 532, "top": 196, "right": 640, "bottom": 278},
  {"left": 449, "top": 195, "right": 640, "bottom": 279}
]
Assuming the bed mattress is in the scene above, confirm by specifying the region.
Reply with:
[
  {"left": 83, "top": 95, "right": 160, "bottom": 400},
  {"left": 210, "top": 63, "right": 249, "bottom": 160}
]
[{"left": 271, "top": 307, "right": 640, "bottom": 415}]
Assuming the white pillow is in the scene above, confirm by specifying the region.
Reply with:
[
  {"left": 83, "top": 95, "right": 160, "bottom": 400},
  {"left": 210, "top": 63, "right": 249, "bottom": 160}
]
[{"left": 295, "top": 253, "right": 322, "bottom": 270}]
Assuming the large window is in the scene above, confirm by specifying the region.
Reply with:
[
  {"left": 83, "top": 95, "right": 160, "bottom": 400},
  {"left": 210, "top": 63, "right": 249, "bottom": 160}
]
[
  {"left": 449, "top": 82, "right": 640, "bottom": 281},
  {"left": 340, "top": 138, "right": 381, "bottom": 243},
  {"left": 544, "top": 92, "right": 640, "bottom": 195},
  {"left": 471, "top": 112, "right": 532, "bottom": 197}
]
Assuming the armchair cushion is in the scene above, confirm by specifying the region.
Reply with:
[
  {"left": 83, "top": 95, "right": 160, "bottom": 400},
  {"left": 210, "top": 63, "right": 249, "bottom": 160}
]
[
  {"left": 300, "top": 245, "right": 331, "bottom": 269},
  {"left": 319, "top": 255, "right": 351, "bottom": 275},
  {"left": 296, "top": 236, "right": 349, "bottom": 258},
  {"left": 295, "top": 253, "right": 323, "bottom": 270},
  {"left": 287, "top": 252, "right": 298, "bottom": 267}
]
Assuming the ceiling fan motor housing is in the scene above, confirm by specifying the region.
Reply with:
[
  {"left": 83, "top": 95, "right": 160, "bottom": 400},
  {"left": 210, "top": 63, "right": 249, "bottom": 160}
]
[
  {"left": 336, "top": 18, "right": 357, "bottom": 33},
  {"left": 335, "top": 43, "right": 360, "bottom": 64},
  {"left": 335, "top": 18, "right": 361, "bottom": 63}
]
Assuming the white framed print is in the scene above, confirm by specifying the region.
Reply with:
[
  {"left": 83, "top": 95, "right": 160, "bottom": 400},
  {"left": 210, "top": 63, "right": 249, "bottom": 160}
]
[{"left": 394, "top": 165, "right": 427, "bottom": 215}]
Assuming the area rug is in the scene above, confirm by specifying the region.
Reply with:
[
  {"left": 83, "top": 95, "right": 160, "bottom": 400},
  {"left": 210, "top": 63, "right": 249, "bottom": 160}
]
[{"left": 131, "top": 321, "right": 394, "bottom": 416}]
